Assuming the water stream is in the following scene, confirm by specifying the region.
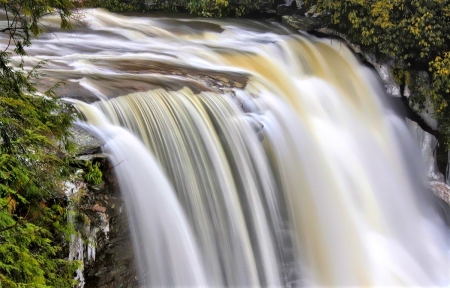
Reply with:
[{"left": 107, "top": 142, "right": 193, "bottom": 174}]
[{"left": 6, "top": 9, "right": 449, "bottom": 287}]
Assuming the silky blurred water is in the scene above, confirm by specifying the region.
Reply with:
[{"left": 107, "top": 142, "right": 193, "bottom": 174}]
[{"left": 9, "top": 9, "right": 450, "bottom": 287}]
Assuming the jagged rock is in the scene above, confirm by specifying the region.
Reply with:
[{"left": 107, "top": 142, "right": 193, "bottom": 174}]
[
  {"left": 429, "top": 181, "right": 450, "bottom": 206},
  {"left": 95, "top": 267, "right": 108, "bottom": 277},
  {"left": 406, "top": 119, "right": 444, "bottom": 181},
  {"left": 406, "top": 119, "right": 450, "bottom": 208},
  {"left": 277, "top": 4, "right": 300, "bottom": 16},
  {"left": 403, "top": 72, "right": 438, "bottom": 130},
  {"left": 315, "top": 28, "right": 363, "bottom": 53},
  {"left": 70, "top": 125, "right": 104, "bottom": 155},
  {"left": 362, "top": 54, "right": 401, "bottom": 98},
  {"left": 282, "top": 15, "right": 324, "bottom": 31},
  {"left": 92, "top": 204, "right": 107, "bottom": 213},
  {"left": 83, "top": 163, "right": 138, "bottom": 288},
  {"left": 76, "top": 153, "right": 109, "bottom": 161}
]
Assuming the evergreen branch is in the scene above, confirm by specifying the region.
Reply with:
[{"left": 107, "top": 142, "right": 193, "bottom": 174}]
[
  {"left": 1, "top": 27, "right": 25, "bottom": 33},
  {"left": 0, "top": 221, "right": 18, "bottom": 233}
]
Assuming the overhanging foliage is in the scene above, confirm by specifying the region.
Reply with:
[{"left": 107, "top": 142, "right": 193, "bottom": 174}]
[
  {"left": 83, "top": 0, "right": 273, "bottom": 17},
  {"left": 0, "top": 0, "right": 81, "bottom": 286}
]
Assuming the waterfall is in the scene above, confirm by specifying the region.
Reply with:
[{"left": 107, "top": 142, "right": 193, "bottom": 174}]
[
  {"left": 73, "top": 102, "right": 208, "bottom": 286},
  {"left": 19, "top": 9, "right": 449, "bottom": 287}
]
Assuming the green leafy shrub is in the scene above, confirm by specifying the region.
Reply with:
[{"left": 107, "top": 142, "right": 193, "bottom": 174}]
[{"left": 83, "top": 161, "right": 103, "bottom": 185}]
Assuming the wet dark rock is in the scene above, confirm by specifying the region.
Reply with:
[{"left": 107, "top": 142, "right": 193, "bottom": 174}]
[
  {"left": 95, "top": 267, "right": 108, "bottom": 276},
  {"left": 83, "top": 162, "right": 138, "bottom": 288},
  {"left": 429, "top": 181, "right": 450, "bottom": 206},
  {"left": 92, "top": 203, "right": 107, "bottom": 213},
  {"left": 277, "top": 5, "right": 297, "bottom": 16},
  {"left": 406, "top": 119, "right": 444, "bottom": 181},
  {"left": 71, "top": 125, "right": 104, "bottom": 155},
  {"left": 76, "top": 153, "right": 109, "bottom": 162},
  {"left": 282, "top": 15, "right": 324, "bottom": 31}
]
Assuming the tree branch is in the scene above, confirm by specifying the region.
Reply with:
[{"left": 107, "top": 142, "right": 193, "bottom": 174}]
[{"left": 1, "top": 27, "right": 25, "bottom": 33}]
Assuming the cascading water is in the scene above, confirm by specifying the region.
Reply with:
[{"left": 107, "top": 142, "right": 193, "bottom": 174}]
[{"left": 11, "top": 9, "right": 450, "bottom": 286}]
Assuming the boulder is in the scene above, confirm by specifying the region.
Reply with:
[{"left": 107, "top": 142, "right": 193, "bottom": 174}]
[
  {"left": 70, "top": 125, "right": 104, "bottom": 155},
  {"left": 282, "top": 15, "right": 324, "bottom": 31},
  {"left": 406, "top": 119, "right": 444, "bottom": 181},
  {"left": 429, "top": 181, "right": 450, "bottom": 206}
]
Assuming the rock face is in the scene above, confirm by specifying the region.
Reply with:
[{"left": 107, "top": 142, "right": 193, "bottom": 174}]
[
  {"left": 68, "top": 126, "right": 138, "bottom": 287},
  {"left": 82, "top": 161, "right": 138, "bottom": 288},
  {"left": 403, "top": 72, "right": 439, "bottom": 130},
  {"left": 406, "top": 119, "right": 450, "bottom": 208},
  {"left": 282, "top": 15, "right": 323, "bottom": 31},
  {"left": 406, "top": 119, "right": 444, "bottom": 182},
  {"left": 363, "top": 55, "right": 401, "bottom": 98},
  {"left": 429, "top": 181, "right": 450, "bottom": 206},
  {"left": 70, "top": 125, "right": 104, "bottom": 155}
]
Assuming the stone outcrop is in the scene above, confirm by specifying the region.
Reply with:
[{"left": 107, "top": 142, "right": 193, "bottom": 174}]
[
  {"left": 406, "top": 119, "right": 450, "bottom": 208},
  {"left": 406, "top": 119, "right": 444, "bottom": 182},
  {"left": 282, "top": 15, "right": 323, "bottom": 31},
  {"left": 67, "top": 127, "right": 138, "bottom": 288},
  {"left": 429, "top": 181, "right": 450, "bottom": 206},
  {"left": 82, "top": 159, "right": 138, "bottom": 288},
  {"left": 71, "top": 125, "right": 104, "bottom": 155}
]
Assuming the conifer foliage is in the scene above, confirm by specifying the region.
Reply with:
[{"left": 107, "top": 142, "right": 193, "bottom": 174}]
[{"left": 0, "top": 0, "right": 79, "bottom": 286}]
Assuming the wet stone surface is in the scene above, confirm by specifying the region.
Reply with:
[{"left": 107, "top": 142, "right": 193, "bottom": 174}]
[{"left": 83, "top": 161, "right": 138, "bottom": 288}]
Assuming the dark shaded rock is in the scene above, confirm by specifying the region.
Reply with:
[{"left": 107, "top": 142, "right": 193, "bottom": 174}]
[
  {"left": 70, "top": 125, "right": 104, "bottom": 155},
  {"left": 83, "top": 161, "right": 138, "bottom": 288},
  {"left": 277, "top": 1, "right": 309, "bottom": 16},
  {"left": 92, "top": 203, "right": 107, "bottom": 213},
  {"left": 277, "top": 5, "right": 297, "bottom": 16},
  {"left": 429, "top": 181, "right": 450, "bottom": 206},
  {"left": 282, "top": 15, "right": 324, "bottom": 31},
  {"left": 95, "top": 267, "right": 108, "bottom": 277},
  {"left": 406, "top": 119, "right": 444, "bottom": 181},
  {"left": 76, "top": 153, "right": 109, "bottom": 162}
]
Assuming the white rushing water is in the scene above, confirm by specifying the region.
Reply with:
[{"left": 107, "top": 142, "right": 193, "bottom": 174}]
[{"left": 11, "top": 9, "right": 450, "bottom": 287}]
